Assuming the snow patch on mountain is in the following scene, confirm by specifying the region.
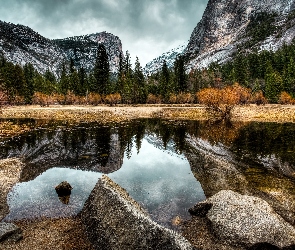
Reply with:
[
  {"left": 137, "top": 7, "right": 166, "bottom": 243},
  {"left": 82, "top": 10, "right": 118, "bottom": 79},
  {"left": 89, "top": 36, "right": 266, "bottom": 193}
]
[{"left": 143, "top": 43, "right": 187, "bottom": 75}]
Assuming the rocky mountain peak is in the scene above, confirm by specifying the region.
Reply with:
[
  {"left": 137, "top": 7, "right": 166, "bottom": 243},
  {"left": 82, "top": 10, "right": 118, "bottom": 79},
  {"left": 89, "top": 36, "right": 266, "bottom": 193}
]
[
  {"left": 185, "top": 0, "right": 295, "bottom": 70},
  {"left": 0, "top": 20, "right": 123, "bottom": 76}
]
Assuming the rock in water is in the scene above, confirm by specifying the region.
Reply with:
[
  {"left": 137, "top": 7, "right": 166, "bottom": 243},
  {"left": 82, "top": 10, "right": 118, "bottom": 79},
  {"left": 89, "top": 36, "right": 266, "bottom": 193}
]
[
  {"left": 81, "top": 175, "right": 195, "bottom": 250},
  {"left": 0, "top": 222, "right": 22, "bottom": 242},
  {"left": 55, "top": 181, "right": 73, "bottom": 196},
  {"left": 189, "top": 190, "right": 295, "bottom": 248}
]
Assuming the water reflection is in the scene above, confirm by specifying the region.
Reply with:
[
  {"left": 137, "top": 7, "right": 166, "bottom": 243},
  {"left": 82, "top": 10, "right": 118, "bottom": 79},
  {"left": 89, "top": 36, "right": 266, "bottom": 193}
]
[
  {"left": 2, "top": 119, "right": 295, "bottom": 229},
  {"left": 4, "top": 133, "right": 205, "bottom": 229}
]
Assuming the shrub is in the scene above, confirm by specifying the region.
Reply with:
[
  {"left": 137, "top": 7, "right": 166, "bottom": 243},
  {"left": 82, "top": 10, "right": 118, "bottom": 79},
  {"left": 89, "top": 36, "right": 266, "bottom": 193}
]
[
  {"left": 251, "top": 91, "right": 268, "bottom": 105},
  {"left": 104, "top": 93, "right": 122, "bottom": 106},
  {"left": 278, "top": 91, "right": 295, "bottom": 105},
  {"left": 147, "top": 94, "right": 162, "bottom": 104},
  {"left": 197, "top": 84, "right": 248, "bottom": 120},
  {"left": 176, "top": 92, "right": 194, "bottom": 104},
  {"left": 168, "top": 94, "right": 177, "bottom": 104},
  {"left": 87, "top": 92, "right": 102, "bottom": 105},
  {"left": 32, "top": 92, "right": 50, "bottom": 106}
]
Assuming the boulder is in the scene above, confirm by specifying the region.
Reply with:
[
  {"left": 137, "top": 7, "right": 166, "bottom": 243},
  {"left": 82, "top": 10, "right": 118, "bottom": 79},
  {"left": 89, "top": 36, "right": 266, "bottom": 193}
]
[
  {"left": 0, "top": 222, "right": 22, "bottom": 242},
  {"left": 190, "top": 190, "right": 295, "bottom": 248},
  {"left": 0, "top": 158, "right": 24, "bottom": 220},
  {"left": 81, "top": 175, "right": 195, "bottom": 250},
  {"left": 55, "top": 181, "right": 72, "bottom": 196}
]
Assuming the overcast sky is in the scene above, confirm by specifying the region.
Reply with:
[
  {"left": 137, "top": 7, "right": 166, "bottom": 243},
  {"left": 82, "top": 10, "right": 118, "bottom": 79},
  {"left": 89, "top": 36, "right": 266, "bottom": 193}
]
[{"left": 1, "top": 0, "right": 208, "bottom": 66}]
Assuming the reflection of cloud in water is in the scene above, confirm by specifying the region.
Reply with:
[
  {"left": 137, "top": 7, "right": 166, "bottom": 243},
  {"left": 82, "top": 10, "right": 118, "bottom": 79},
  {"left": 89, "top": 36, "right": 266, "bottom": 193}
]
[
  {"left": 5, "top": 168, "right": 101, "bottom": 221},
  {"left": 109, "top": 138, "right": 205, "bottom": 228},
  {"left": 5, "top": 137, "right": 205, "bottom": 229}
]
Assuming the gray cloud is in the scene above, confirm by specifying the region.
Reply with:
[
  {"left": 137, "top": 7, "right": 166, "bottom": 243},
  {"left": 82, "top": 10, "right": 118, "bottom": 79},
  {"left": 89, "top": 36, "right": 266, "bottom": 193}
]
[{"left": 0, "top": 0, "right": 208, "bottom": 65}]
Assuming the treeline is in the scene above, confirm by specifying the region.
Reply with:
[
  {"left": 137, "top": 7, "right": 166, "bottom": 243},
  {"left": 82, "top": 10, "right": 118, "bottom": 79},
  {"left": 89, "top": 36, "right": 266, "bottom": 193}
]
[
  {"left": 201, "top": 43, "right": 295, "bottom": 103},
  {"left": 2, "top": 41, "right": 295, "bottom": 106}
]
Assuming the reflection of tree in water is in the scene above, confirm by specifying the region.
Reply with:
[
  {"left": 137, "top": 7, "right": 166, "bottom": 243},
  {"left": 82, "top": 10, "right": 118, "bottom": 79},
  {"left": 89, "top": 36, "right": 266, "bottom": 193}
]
[{"left": 232, "top": 122, "right": 295, "bottom": 165}]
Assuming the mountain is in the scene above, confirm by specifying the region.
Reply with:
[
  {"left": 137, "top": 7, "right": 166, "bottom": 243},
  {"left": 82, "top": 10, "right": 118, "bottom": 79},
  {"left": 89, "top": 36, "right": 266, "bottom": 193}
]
[
  {"left": 53, "top": 32, "right": 123, "bottom": 73},
  {"left": 185, "top": 0, "right": 295, "bottom": 70},
  {"left": 0, "top": 20, "right": 123, "bottom": 76},
  {"left": 143, "top": 43, "right": 187, "bottom": 75}
]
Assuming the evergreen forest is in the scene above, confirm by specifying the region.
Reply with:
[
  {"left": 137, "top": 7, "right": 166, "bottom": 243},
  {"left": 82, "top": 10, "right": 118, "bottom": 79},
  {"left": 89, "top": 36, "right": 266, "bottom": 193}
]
[{"left": 2, "top": 42, "right": 295, "bottom": 106}]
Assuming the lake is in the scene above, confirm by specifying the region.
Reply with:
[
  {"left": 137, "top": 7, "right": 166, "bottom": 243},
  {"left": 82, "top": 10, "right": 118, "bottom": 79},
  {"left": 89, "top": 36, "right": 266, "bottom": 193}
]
[{"left": 1, "top": 119, "right": 295, "bottom": 229}]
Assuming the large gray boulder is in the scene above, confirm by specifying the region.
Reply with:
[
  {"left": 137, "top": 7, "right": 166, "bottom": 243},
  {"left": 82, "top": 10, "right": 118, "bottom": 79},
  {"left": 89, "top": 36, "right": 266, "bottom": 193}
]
[
  {"left": 81, "top": 175, "right": 195, "bottom": 250},
  {"left": 190, "top": 190, "right": 295, "bottom": 248}
]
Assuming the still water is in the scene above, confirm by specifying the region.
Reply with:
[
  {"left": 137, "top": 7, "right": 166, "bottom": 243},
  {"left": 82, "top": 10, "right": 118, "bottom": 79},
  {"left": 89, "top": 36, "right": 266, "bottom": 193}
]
[{"left": 1, "top": 119, "right": 295, "bottom": 229}]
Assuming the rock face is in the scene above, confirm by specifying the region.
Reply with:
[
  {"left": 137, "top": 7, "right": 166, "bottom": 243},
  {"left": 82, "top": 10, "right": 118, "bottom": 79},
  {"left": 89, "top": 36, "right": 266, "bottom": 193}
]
[
  {"left": 81, "top": 175, "right": 195, "bottom": 250},
  {"left": 185, "top": 0, "right": 295, "bottom": 69},
  {"left": 0, "top": 20, "right": 123, "bottom": 75},
  {"left": 144, "top": 43, "right": 187, "bottom": 75},
  {"left": 0, "top": 158, "right": 23, "bottom": 220},
  {"left": 0, "top": 222, "right": 22, "bottom": 242},
  {"left": 190, "top": 190, "right": 295, "bottom": 248}
]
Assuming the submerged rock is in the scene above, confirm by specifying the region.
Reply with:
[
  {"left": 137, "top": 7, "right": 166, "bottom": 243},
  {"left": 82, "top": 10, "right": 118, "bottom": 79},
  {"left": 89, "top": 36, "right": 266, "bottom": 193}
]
[
  {"left": 55, "top": 181, "right": 72, "bottom": 196},
  {"left": 190, "top": 190, "right": 295, "bottom": 248},
  {"left": 81, "top": 175, "right": 195, "bottom": 250},
  {"left": 0, "top": 222, "right": 22, "bottom": 242}
]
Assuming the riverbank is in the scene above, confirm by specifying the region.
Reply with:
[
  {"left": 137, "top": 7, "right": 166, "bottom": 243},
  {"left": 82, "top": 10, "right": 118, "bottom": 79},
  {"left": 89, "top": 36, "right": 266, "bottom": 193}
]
[{"left": 1, "top": 104, "right": 295, "bottom": 122}]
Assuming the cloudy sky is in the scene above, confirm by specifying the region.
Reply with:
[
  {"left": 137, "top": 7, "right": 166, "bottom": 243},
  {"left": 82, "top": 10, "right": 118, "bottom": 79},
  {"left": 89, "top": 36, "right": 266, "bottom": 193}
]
[{"left": 1, "top": 0, "right": 208, "bottom": 66}]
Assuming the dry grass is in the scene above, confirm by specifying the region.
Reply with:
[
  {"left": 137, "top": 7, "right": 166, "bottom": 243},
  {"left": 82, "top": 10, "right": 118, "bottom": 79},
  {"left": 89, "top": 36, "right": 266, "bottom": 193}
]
[
  {"left": 0, "top": 217, "right": 94, "bottom": 250},
  {"left": 0, "top": 104, "right": 295, "bottom": 139},
  {"left": 0, "top": 122, "right": 31, "bottom": 138}
]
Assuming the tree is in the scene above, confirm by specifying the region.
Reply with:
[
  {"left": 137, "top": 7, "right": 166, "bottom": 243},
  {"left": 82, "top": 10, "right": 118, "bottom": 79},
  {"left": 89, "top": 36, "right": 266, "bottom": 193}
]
[
  {"left": 265, "top": 62, "right": 284, "bottom": 103},
  {"left": 133, "top": 56, "right": 146, "bottom": 103},
  {"left": 159, "top": 60, "right": 171, "bottom": 102},
  {"left": 59, "top": 62, "right": 69, "bottom": 95},
  {"left": 93, "top": 43, "right": 109, "bottom": 95},
  {"left": 23, "top": 63, "right": 35, "bottom": 104},
  {"left": 174, "top": 55, "right": 187, "bottom": 93}
]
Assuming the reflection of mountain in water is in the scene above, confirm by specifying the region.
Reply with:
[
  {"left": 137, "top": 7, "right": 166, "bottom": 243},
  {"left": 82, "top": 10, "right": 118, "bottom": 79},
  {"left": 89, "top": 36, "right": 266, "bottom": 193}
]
[{"left": 0, "top": 126, "right": 124, "bottom": 181}]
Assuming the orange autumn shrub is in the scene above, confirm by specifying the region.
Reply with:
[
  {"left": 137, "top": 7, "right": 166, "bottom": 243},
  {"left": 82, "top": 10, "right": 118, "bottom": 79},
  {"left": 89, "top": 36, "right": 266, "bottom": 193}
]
[
  {"left": 278, "top": 91, "right": 295, "bottom": 105},
  {"left": 197, "top": 84, "right": 250, "bottom": 119},
  {"left": 87, "top": 92, "right": 102, "bottom": 105},
  {"left": 104, "top": 93, "right": 122, "bottom": 105},
  {"left": 33, "top": 92, "right": 50, "bottom": 106},
  {"left": 147, "top": 94, "right": 161, "bottom": 104},
  {"left": 169, "top": 94, "right": 177, "bottom": 104},
  {"left": 250, "top": 91, "right": 268, "bottom": 105}
]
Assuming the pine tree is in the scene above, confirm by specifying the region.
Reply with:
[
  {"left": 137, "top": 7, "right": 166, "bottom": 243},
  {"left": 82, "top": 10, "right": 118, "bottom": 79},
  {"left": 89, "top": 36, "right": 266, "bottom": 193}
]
[
  {"left": 265, "top": 62, "right": 284, "bottom": 103},
  {"left": 59, "top": 62, "right": 69, "bottom": 95},
  {"left": 93, "top": 44, "right": 109, "bottom": 95},
  {"left": 174, "top": 55, "right": 187, "bottom": 93},
  {"left": 122, "top": 51, "right": 133, "bottom": 103},
  {"left": 133, "top": 56, "right": 146, "bottom": 103},
  {"left": 23, "top": 63, "right": 35, "bottom": 104},
  {"left": 159, "top": 60, "right": 171, "bottom": 102}
]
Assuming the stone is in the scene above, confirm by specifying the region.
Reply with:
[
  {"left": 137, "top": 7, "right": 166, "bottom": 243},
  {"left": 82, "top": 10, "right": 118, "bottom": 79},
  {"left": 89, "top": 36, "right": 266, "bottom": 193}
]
[
  {"left": 189, "top": 190, "right": 295, "bottom": 248},
  {"left": 81, "top": 175, "right": 196, "bottom": 250},
  {"left": 0, "top": 222, "right": 22, "bottom": 242},
  {"left": 55, "top": 181, "right": 72, "bottom": 196},
  {"left": 188, "top": 203, "right": 212, "bottom": 217}
]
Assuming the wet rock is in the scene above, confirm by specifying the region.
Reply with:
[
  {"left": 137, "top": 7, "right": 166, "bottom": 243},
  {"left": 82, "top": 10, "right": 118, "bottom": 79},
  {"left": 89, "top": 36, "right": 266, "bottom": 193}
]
[
  {"left": 0, "top": 222, "right": 22, "bottom": 242},
  {"left": 0, "top": 158, "right": 24, "bottom": 220},
  {"left": 81, "top": 175, "right": 195, "bottom": 250},
  {"left": 55, "top": 181, "right": 72, "bottom": 196},
  {"left": 190, "top": 190, "right": 295, "bottom": 248},
  {"left": 188, "top": 203, "right": 213, "bottom": 217}
]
